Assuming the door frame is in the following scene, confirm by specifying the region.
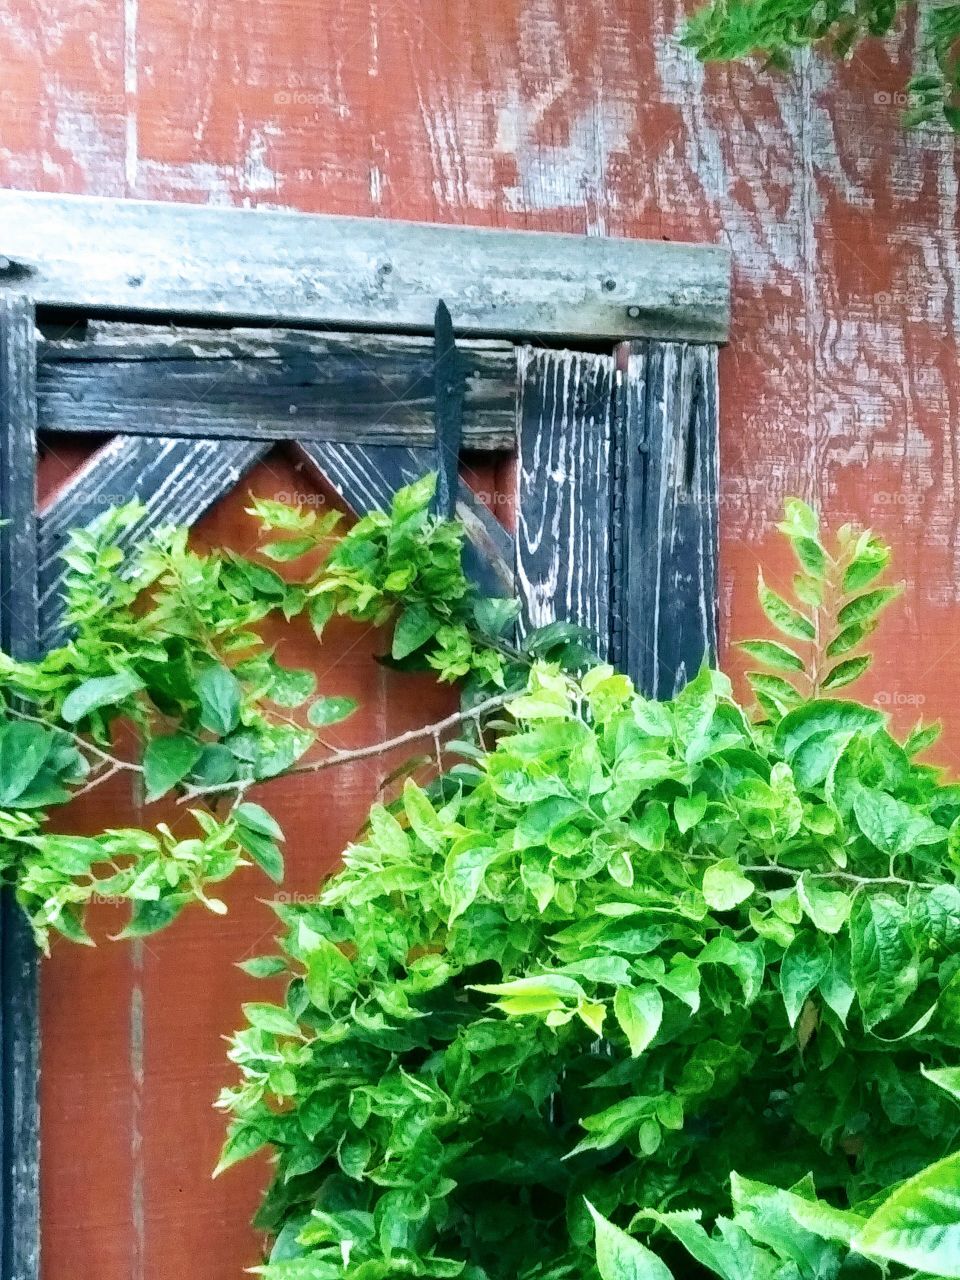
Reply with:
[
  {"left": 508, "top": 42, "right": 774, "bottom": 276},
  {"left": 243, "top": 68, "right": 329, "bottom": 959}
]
[{"left": 0, "top": 191, "right": 729, "bottom": 1280}]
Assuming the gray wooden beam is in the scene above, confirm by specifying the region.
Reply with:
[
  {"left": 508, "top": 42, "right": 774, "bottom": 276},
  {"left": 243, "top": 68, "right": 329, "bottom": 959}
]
[
  {"left": 0, "top": 191, "right": 731, "bottom": 344},
  {"left": 515, "top": 347, "right": 615, "bottom": 657},
  {"left": 612, "top": 340, "right": 719, "bottom": 699},
  {"left": 36, "top": 323, "right": 516, "bottom": 451},
  {"left": 0, "top": 295, "right": 40, "bottom": 1280},
  {"left": 38, "top": 435, "right": 270, "bottom": 647}
]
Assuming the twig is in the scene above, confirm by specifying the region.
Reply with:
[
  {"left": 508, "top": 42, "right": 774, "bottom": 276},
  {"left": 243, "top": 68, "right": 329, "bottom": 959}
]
[
  {"left": 6, "top": 706, "right": 144, "bottom": 773},
  {"left": 178, "top": 691, "right": 514, "bottom": 803},
  {"left": 735, "top": 863, "right": 935, "bottom": 890}
]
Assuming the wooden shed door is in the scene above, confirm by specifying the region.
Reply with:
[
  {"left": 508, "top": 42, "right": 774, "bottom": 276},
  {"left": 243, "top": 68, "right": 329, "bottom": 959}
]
[{"left": 0, "top": 297, "right": 719, "bottom": 1280}]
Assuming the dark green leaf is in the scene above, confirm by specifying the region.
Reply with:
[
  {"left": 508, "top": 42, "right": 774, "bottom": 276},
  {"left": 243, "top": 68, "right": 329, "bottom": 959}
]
[
  {"left": 196, "top": 664, "right": 242, "bottom": 736},
  {"left": 143, "top": 733, "right": 203, "bottom": 802}
]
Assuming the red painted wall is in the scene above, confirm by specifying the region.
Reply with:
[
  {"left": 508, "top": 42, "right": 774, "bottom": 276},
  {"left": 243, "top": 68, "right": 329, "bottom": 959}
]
[{"left": 5, "top": 0, "right": 960, "bottom": 1274}]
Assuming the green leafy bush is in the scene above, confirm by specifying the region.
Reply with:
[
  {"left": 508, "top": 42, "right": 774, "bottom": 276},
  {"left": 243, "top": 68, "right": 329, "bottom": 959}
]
[
  {"left": 0, "top": 476, "right": 523, "bottom": 947},
  {"left": 215, "top": 501, "right": 960, "bottom": 1280},
  {"left": 683, "top": 0, "right": 960, "bottom": 132},
  {"left": 4, "top": 477, "right": 960, "bottom": 1279}
]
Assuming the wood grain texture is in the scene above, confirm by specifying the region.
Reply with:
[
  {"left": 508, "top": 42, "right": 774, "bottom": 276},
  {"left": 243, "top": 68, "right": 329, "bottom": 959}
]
[
  {"left": 516, "top": 346, "right": 614, "bottom": 656},
  {"left": 0, "top": 296, "right": 40, "bottom": 1280},
  {"left": 0, "top": 190, "right": 731, "bottom": 342},
  {"left": 613, "top": 341, "right": 719, "bottom": 699},
  {"left": 295, "top": 442, "right": 515, "bottom": 596},
  {"left": 37, "top": 435, "right": 269, "bottom": 646},
  {"left": 36, "top": 323, "right": 516, "bottom": 451}
]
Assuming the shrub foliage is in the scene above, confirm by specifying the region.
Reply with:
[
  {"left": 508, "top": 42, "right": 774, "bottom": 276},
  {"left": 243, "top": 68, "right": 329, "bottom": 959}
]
[{"left": 1, "top": 480, "right": 959, "bottom": 1278}]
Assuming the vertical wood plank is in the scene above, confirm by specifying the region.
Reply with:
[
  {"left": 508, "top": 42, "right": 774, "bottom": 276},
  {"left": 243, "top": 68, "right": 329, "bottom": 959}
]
[
  {"left": 431, "top": 301, "right": 465, "bottom": 519},
  {"left": 0, "top": 295, "right": 40, "bottom": 1280},
  {"left": 515, "top": 347, "right": 615, "bottom": 657},
  {"left": 613, "top": 341, "right": 719, "bottom": 699}
]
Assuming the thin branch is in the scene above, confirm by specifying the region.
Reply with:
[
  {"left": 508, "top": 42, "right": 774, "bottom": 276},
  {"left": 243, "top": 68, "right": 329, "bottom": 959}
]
[
  {"left": 178, "top": 691, "right": 514, "bottom": 803},
  {"left": 6, "top": 706, "right": 144, "bottom": 773},
  {"left": 735, "top": 863, "right": 934, "bottom": 890}
]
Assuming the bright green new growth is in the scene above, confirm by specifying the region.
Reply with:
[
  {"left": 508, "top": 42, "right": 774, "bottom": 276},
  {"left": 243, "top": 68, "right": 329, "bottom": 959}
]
[
  {"left": 214, "top": 501, "right": 960, "bottom": 1280},
  {"left": 683, "top": 0, "right": 960, "bottom": 132}
]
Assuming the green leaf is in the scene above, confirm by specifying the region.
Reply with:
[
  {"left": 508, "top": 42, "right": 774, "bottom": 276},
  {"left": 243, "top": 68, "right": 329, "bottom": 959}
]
[
  {"left": 237, "top": 954, "right": 288, "bottom": 978},
  {"left": 821, "top": 655, "right": 871, "bottom": 689},
  {"left": 308, "top": 592, "right": 335, "bottom": 638},
  {"left": 636, "top": 1209, "right": 738, "bottom": 1280},
  {"left": 921, "top": 1064, "right": 960, "bottom": 1102},
  {"left": 779, "top": 930, "right": 830, "bottom": 1027},
  {"left": 856, "top": 1150, "right": 960, "bottom": 1276},
  {"left": 236, "top": 826, "right": 284, "bottom": 883},
  {"left": 904, "top": 720, "right": 942, "bottom": 758},
  {"left": 777, "top": 498, "right": 819, "bottom": 541},
  {"left": 260, "top": 536, "right": 318, "bottom": 562},
  {"left": 587, "top": 1201, "right": 674, "bottom": 1280},
  {"left": 235, "top": 802, "right": 285, "bottom": 841},
  {"left": 843, "top": 535, "right": 891, "bottom": 592},
  {"left": 143, "top": 733, "right": 203, "bottom": 802},
  {"left": 306, "top": 695, "right": 358, "bottom": 727},
  {"left": 213, "top": 1122, "right": 271, "bottom": 1177},
  {"left": 196, "top": 663, "right": 242, "bottom": 736},
  {"left": 853, "top": 788, "right": 946, "bottom": 855},
  {"left": 775, "top": 700, "right": 884, "bottom": 760},
  {"left": 61, "top": 670, "right": 145, "bottom": 724},
  {"left": 613, "top": 985, "right": 664, "bottom": 1056},
  {"left": 442, "top": 838, "right": 498, "bottom": 924},
  {"left": 737, "top": 640, "right": 806, "bottom": 672},
  {"left": 850, "top": 893, "right": 918, "bottom": 1028},
  {"left": 242, "top": 1002, "right": 302, "bottom": 1037},
  {"left": 390, "top": 472, "right": 437, "bottom": 521},
  {"left": 474, "top": 596, "right": 520, "bottom": 638},
  {"left": 117, "top": 896, "right": 187, "bottom": 938},
  {"left": 0, "top": 723, "right": 52, "bottom": 803},
  {"left": 392, "top": 604, "right": 441, "bottom": 659},
  {"left": 757, "top": 573, "right": 815, "bottom": 641},
  {"left": 702, "top": 859, "right": 754, "bottom": 911},
  {"left": 836, "top": 585, "right": 902, "bottom": 627},
  {"left": 674, "top": 792, "right": 708, "bottom": 834},
  {"left": 825, "top": 621, "right": 872, "bottom": 658},
  {"left": 797, "top": 874, "right": 851, "bottom": 934}
]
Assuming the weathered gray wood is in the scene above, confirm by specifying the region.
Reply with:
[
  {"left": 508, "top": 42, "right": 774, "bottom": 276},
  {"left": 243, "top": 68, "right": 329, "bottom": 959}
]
[
  {"left": 0, "top": 191, "right": 732, "bottom": 343},
  {"left": 36, "top": 323, "right": 515, "bottom": 451},
  {"left": 613, "top": 340, "right": 719, "bottom": 698},
  {"left": 431, "top": 302, "right": 464, "bottom": 517},
  {"left": 516, "top": 347, "right": 615, "bottom": 657},
  {"left": 38, "top": 435, "right": 269, "bottom": 647},
  {"left": 295, "top": 443, "right": 514, "bottom": 597},
  {"left": 0, "top": 295, "right": 40, "bottom": 1280}
]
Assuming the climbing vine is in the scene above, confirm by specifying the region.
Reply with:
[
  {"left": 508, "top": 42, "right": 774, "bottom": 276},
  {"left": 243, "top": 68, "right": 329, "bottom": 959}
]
[{"left": 3, "top": 481, "right": 960, "bottom": 1278}]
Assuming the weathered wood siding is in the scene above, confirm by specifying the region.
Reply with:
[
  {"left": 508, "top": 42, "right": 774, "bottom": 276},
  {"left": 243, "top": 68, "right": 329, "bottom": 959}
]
[{"left": 2, "top": 2, "right": 957, "bottom": 1277}]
